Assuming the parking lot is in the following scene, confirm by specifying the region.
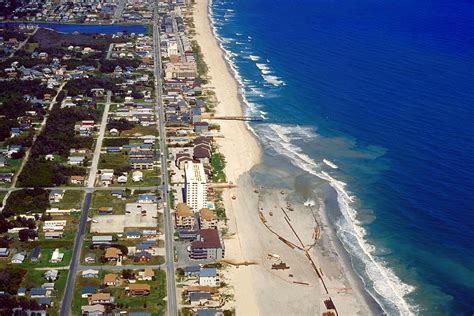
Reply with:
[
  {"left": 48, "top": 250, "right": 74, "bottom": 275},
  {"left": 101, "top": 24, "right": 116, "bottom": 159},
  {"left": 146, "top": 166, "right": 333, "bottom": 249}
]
[{"left": 90, "top": 203, "right": 158, "bottom": 233}]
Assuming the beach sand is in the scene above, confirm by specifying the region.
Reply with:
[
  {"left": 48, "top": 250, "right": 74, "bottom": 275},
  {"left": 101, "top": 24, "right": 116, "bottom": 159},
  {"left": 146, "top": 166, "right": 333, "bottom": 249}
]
[{"left": 193, "top": 0, "right": 377, "bottom": 314}]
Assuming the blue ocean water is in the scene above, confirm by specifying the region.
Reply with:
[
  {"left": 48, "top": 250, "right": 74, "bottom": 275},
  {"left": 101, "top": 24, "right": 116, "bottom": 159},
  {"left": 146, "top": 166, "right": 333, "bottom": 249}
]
[
  {"left": 0, "top": 22, "right": 146, "bottom": 34},
  {"left": 209, "top": 0, "right": 474, "bottom": 314}
]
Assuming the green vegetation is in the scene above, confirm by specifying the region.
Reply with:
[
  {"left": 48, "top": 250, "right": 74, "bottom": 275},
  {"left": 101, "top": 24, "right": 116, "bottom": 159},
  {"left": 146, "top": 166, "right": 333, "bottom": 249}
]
[
  {"left": 98, "top": 152, "right": 129, "bottom": 170},
  {"left": 121, "top": 126, "right": 158, "bottom": 137},
  {"left": 211, "top": 152, "right": 227, "bottom": 183},
  {"left": 191, "top": 40, "right": 208, "bottom": 83},
  {"left": 103, "top": 137, "right": 130, "bottom": 147},
  {"left": 3, "top": 189, "right": 50, "bottom": 216},
  {"left": 18, "top": 248, "right": 72, "bottom": 269},
  {"left": 53, "top": 190, "right": 85, "bottom": 209},
  {"left": 90, "top": 190, "right": 135, "bottom": 215}
]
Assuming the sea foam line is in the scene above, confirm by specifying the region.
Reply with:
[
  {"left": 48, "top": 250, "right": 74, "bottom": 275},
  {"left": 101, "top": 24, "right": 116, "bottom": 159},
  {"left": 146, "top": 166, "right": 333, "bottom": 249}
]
[{"left": 261, "top": 124, "right": 416, "bottom": 315}]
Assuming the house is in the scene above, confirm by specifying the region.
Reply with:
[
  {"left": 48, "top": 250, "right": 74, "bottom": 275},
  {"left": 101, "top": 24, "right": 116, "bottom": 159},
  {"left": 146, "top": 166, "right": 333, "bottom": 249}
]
[
  {"left": 142, "top": 230, "right": 157, "bottom": 238},
  {"left": 111, "top": 189, "right": 125, "bottom": 199},
  {"left": 104, "top": 274, "right": 118, "bottom": 287},
  {"left": 17, "top": 288, "right": 26, "bottom": 297},
  {"left": 31, "top": 246, "right": 41, "bottom": 263},
  {"left": 84, "top": 253, "right": 97, "bottom": 263},
  {"left": 11, "top": 252, "right": 26, "bottom": 264},
  {"left": 81, "top": 286, "right": 97, "bottom": 298},
  {"left": 88, "top": 293, "right": 113, "bottom": 305},
  {"left": 126, "top": 231, "right": 141, "bottom": 239},
  {"left": 137, "top": 193, "right": 158, "bottom": 204},
  {"left": 30, "top": 288, "right": 47, "bottom": 298},
  {"left": 184, "top": 265, "right": 201, "bottom": 277},
  {"left": 44, "top": 269, "right": 59, "bottom": 281},
  {"left": 68, "top": 156, "right": 86, "bottom": 166},
  {"left": 109, "top": 128, "right": 119, "bottom": 136},
  {"left": 129, "top": 157, "right": 154, "bottom": 170},
  {"left": 50, "top": 248, "right": 64, "bottom": 263},
  {"left": 81, "top": 304, "right": 105, "bottom": 315},
  {"left": 49, "top": 190, "right": 64, "bottom": 203},
  {"left": 134, "top": 251, "right": 152, "bottom": 262},
  {"left": 100, "top": 170, "right": 114, "bottom": 186},
  {"left": 132, "top": 170, "right": 143, "bottom": 182},
  {"left": 69, "top": 175, "right": 86, "bottom": 185},
  {"left": 194, "top": 122, "right": 209, "bottom": 133},
  {"left": 196, "top": 310, "right": 224, "bottom": 316},
  {"left": 45, "top": 208, "right": 72, "bottom": 216},
  {"left": 0, "top": 173, "right": 13, "bottom": 183},
  {"left": 82, "top": 269, "right": 99, "bottom": 278},
  {"left": 0, "top": 247, "right": 9, "bottom": 257},
  {"left": 92, "top": 235, "right": 113, "bottom": 246},
  {"left": 104, "top": 247, "right": 122, "bottom": 261},
  {"left": 126, "top": 283, "right": 151, "bottom": 296},
  {"left": 176, "top": 203, "right": 195, "bottom": 230},
  {"left": 190, "top": 229, "right": 225, "bottom": 260},
  {"left": 138, "top": 268, "right": 154, "bottom": 281},
  {"left": 117, "top": 174, "right": 128, "bottom": 183},
  {"left": 198, "top": 268, "right": 220, "bottom": 287},
  {"left": 199, "top": 208, "right": 217, "bottom": 229},
  {"left": 45, "top": 232, "right": 64, "bottom": 239},
  {"left": 189, "top": 292, "right": 212, "bottom": 306},
  {"left": 98, "top": 207, "right": 113, "bottom": 215}
]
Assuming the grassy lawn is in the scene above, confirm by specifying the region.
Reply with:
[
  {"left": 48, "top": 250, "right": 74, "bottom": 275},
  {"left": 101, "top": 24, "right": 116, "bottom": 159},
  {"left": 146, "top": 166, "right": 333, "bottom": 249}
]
[
  {"left": 121, "top": 126, "right": 157, "bottom": 137},
  {"left": 21, "top": 269, "right": 69, "bottom": 315},
  {"left": 108, "top": 270, "right": 166, "bottom": 313},
  {"left": 0, "top": 191, "right": 6, "bottom": 207},
  {"left": 98, "top": 152, "right": 129, "bottom": 170},
  {"left": 52, "top": 190, "right": 85, "bottom": 209},
  {"left": 125, "top": 169, "right": 160, "bottom": 187},
  {"left": 211, "top": 152, "right": 226, "bottom": 183},
  {"left": 90, "top": 190, "right": 136, "bottom": 215},
  {"left": 25, "top": 42, "right": 39, "bottom": 52},
  {"left": 0, "top": 157, "right": 23, "bottom": 174},
  {"left": 18, "top": 248, "right": 72, "bottom": 269},
  {"left": 72, "top": 270, "right": 165, "bottom": 315}
]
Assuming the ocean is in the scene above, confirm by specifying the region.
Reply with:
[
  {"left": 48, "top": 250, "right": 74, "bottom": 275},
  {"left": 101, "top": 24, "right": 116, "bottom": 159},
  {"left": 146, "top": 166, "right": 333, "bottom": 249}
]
[{"left": 209, "top": 0, "right": 474, "bottom": 315}]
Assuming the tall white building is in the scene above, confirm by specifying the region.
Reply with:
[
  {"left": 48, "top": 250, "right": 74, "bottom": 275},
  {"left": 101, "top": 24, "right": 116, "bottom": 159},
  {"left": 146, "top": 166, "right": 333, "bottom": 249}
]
[{"left": 184, "top": 161, "right": 207, "bottom": 211}]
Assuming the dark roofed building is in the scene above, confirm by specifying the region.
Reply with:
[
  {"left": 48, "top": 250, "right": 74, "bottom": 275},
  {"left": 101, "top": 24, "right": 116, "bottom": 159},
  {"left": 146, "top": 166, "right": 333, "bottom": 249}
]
[{"left": 190, "top": 229, "right": 225, "bottom": 260}]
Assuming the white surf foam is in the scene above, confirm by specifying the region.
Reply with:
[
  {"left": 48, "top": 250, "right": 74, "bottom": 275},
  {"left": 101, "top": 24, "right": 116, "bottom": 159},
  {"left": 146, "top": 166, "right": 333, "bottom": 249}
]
[
  {"left": 249, "top": 54, "right": 260, "bottom": 61},
  {"left": 257, "top": 123, "right": 416, "bottom": 315}
]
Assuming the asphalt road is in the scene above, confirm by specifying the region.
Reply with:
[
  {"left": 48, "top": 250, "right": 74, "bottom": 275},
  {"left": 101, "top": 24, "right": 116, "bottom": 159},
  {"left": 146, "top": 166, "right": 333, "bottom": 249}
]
[
  {"left": 60, "top": 191, "right": 92, "bottom": 316},
  {"left": 87, "top": 91, "right": 111, "bottom": 187},
  {"left": 153, "top": 6, "right": 178, "bottom": 316}
]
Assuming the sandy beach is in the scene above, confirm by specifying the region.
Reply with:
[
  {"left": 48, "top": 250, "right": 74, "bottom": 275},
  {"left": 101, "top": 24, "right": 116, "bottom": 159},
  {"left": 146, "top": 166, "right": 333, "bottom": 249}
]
[{"left": 193, "top": 0, "right": 377, "bottom": 314}]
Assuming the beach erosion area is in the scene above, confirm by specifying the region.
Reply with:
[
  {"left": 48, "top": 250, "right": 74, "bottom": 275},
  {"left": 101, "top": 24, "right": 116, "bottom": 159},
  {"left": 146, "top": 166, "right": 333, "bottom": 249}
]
[{"left": 192, "top": 0, "right": 382, "bottom": 315}]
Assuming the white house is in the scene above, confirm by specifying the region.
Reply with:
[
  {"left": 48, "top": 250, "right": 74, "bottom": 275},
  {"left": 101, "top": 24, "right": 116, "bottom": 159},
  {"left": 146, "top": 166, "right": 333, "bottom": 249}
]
[
  {"left": 50, "top": 249, "right": 64, "bottom": 263},
  {"left": 198, "top": 268, "right": 220, "bottom": 287},
  {"left": 132, "top": 170, "right": 143, "bottom": 182}
]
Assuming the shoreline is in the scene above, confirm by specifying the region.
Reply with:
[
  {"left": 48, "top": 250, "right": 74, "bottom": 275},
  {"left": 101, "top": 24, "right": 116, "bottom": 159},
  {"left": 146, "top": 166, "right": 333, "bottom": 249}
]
[{"left": 193, "top": 0, "right": 380, "bottom": 314}]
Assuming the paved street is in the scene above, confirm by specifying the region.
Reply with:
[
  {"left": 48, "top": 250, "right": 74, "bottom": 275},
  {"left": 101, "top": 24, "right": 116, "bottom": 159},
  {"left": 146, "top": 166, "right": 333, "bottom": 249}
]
[
  {"left": 87, "top": 91, "right": 111, "bottom": 188},
  {"left": 59, "top": 192, "right": 92, "bottom": 316},
  {"left": 153, "top": 5, "right": 178, "bottom": 316}
]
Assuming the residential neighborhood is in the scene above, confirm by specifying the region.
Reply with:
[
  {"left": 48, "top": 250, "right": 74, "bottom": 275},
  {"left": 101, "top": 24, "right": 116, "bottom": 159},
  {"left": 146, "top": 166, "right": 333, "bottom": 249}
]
[{"left": 0, "top": 0, "right": 234, "bottom": 315}]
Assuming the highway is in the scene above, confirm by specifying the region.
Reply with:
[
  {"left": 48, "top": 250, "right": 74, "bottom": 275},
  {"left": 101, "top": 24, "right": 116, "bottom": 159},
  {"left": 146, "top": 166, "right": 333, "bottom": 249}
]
[
  {"left": 59, "top": 191, "right": 92, "bottom": 316},
  {"left": 153, "top": 5, "right": 178, "bottom": 316}
]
